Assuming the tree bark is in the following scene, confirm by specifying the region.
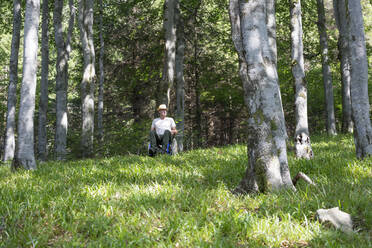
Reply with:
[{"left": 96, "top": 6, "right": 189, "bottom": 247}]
[
  {"left": 97, "top": 0, "right": 104, "bottom": 143},
  {"left": 316, "top": 0, "right": 337, "bottom": 136},
  {"left": 79, "top": 0, "right": 96, "bottom": 158},
  {"left": 158, "top": 0, "right": 177, "bottom": 107},
  {"left": 229, "top": 0, "right": 295, "bottom": 194},
  {"left": 16, "top": 0, "right": 40, "bottom": 170},
  {"left": 54, "top": 0, "right": 75, "bottom": 160},
  {"left": 175, "top": 1, "right": 185, "bottom": 152},
  {"left": 37, "top": 0, "right": 50, "bottom": 161},
  {"left": 290, "top": 0, "right": 313, "bottom": 159},
  {"left": 192, "top": 1, "right": 202, "bottom": 148},
  {"left": 346, "top": 0, "right": 372, "bottom": 158},
  {"left": 333, "top": 0, "right": 353, "bottom": 133},
  {"left": 4, "top": 0, "right": 21, "bottom": 162},
  {"left": 194, "top": 30, "right": 201, "bottom": 148}
]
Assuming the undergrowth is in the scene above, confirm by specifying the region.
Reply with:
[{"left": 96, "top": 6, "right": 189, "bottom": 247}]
[{"left": 0, "top": 134, "right": 371, "bottom": 247}]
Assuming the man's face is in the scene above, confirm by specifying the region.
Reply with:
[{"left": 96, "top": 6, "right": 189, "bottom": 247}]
[{"left": 159, "top": 109, "right": 167, "bottom": 118}]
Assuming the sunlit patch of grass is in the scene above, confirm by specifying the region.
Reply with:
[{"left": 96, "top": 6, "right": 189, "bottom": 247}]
[{"left": 0, "top": 135, "right": 371, "bottom": 247}]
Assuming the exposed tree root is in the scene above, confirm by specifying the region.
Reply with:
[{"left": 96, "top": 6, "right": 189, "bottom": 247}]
[
  {"left": 232, "top": 172, "right": 315, "bottom": 195},
  {"left": 11, "top": 157, "right": 21, "bottom": 171}
]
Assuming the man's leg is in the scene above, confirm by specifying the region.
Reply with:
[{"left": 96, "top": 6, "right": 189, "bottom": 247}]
[
  {"left": 149, "top": 130, "right": 160, "bottom": 156},
  {"left": 161, "top": 130, "right": 172, "bottom": 154}
]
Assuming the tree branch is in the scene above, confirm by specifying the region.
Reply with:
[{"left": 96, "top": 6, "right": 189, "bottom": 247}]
[{"left": 292, "top": 172, "right": 316, "bottom": 186}]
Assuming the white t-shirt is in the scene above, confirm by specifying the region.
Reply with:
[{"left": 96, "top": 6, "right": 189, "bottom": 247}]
[{"left": 151, "top": 117, "right": 176, "bottom": 136}]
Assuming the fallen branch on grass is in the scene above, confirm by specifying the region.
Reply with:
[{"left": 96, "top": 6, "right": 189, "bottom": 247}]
[{"left": 292, "top": 172, "right": 316, "bottom": 186}]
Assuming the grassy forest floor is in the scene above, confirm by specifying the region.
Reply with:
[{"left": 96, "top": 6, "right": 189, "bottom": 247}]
[{"left": 0, "top": 134, "right": 371, "bottom": 247}]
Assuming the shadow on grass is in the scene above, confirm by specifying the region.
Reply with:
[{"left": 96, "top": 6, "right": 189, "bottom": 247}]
[
  {"left": 27, "top": 145, "right": 247, "bottom": 192},
  {"left": 1, "top": 136, "right": 371, "bottom": 246},
  {"left": 308, "top": 229, "right": 372, "bottom": 247},
  {"left": 0, "top": 146, "right": 249, "bottom": 245}
]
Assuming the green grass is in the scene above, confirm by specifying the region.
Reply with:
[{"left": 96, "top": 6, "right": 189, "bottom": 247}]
[{"left": 0, "top": 134, "right": 371, "bottom": 247}]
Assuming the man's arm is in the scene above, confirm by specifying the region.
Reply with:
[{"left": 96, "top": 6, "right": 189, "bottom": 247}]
[
  {"left": 171, "top": 126, "right": 177, "bottom": 135},
  {"left": 151, "top": 119, "right": 155, "bottom": 131},
  {"left": 170, "top": 118, "right": 177, "bottom": 135}
]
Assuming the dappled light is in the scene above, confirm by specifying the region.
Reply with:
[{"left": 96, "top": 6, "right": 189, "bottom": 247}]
[
  {"left": 0, "top": 135, "right": 371, "bottom": 246},
  {"left": 0, "top": 0, "right": 372, "bottom": 246}
]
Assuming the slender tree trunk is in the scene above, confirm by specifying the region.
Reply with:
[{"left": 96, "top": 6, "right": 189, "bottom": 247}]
[
  {"left": 4, "top": 0, "right": 21, "bottom": 162},
  {"left": 16, "top": 0, "right": 40, "bottom": 169},
  {"left": 158, "top": 0, "right": 177, "bottom": 107},
  {"left": 0, "top": 111, "right": 4, "bottom": 160},
  {"left": 290, "top": 0, "right": 313, "bottom": 159},
  {"left": 229, "top": 115, "right": 235, "bottom": 144},
  {"left": 193, "top": 2, "right": 202, "bottom": 148},
  {"left": 334, "top": 0, "right": 353, "bottom": 133},
  {"left": 194, "top": 36, "right": 201, "bottom": 147},
  {"left": 54, "top": 0, "right": 75, "bottom": 160},
  {"left": 340, "top": 55, "right": 353, "bottom": 133},
  {"left": 316, "top": 0, "right": 337, "bottom": 135},
  {"left": 37, "top": 0, "right": 50, "bottom": 161},
  {"left": 79, "top": 0, "right": 96, "bottom": 158},
  {"left": 187, "top": 87, "right": 194, "bottom": 150},
  {"left": 97, "top": 0, "right": 104, "bottom": 143},
  {"left": 0, "top": 111, "right": 3, "bottom": 161},
  {"left": 346, "top": 0, "right": 372, "bottom": 158},
  {"left": 175, "top": 1, "right": 185, "bottom": 152},
  {"left": 229, "top": 0, "right": 295, "bottom": 194}
]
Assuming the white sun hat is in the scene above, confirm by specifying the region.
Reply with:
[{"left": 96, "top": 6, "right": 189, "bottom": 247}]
[{"left": 158, "top": 104, "right": 167, "bottom": 111}]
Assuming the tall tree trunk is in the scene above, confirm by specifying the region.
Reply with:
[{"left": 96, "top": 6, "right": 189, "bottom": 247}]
[
  {"left": 229, "top": 0, "right": 295, "bottom": 194},
  {"left": 0, "top": 111, "right": 4, "bottom": 160},
  {"left": 54, "top": 0, "right": 75, "bottom": 160},
  {"left": 316, "top": 0, "right": 337, "bottom": 136},
  {"left": 346, "top": 0, "right": 372, "bottom": 158},
  {"left": 79, "top": 0, "right": 96, "bottom": 158},
  {"left": 194, "top": 35, "right": 201, "bottom": 147},
  {"left": 97, "top": 0, "right": 104, "bottom": 143},
  {"left": 229, "top": 114, "right": 235, "bottom": 144},
  {"left": 290, "top": 0, "right": 313, "bottom": 159},
  {"left": 37, "top": 0, "right": 50, "bottom": 161},
  {"left": 158, "top": 0, "right": 177, "bottom": 107},
  {"left": 4, "top": 0, "right": 21, "bottom": 162},
  {"left": 16, "top": 0, "right": 40, "bottom": 169},
  {"left": 175, "top": 1, "right": 185, "bottom": 152},
  {"left": 193, "top": 2, "right": 202, "bottom": 148},
  {"left": 334, "top": 0, "right": 353, "bottom": 133}
]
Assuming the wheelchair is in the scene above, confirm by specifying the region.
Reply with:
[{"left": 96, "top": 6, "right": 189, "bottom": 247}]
[{"left": 148, "top": 136, "right": 178, "bottom": 156}]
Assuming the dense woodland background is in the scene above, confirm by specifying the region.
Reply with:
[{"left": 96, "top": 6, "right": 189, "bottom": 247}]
[
  {"left": 0, "top": 0, "right": 371, "bottom": 159},
  {"left": 0, "top": 1, "right": 371, "bottom": 246}
]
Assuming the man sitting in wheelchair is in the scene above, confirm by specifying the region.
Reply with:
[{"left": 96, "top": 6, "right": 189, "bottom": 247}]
[{"left": 149, "top": 104, "right": 178, "bottom": 156}]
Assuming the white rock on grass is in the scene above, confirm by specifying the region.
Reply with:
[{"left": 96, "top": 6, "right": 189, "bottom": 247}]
[{"left": 316, "top": 207, "right": 353, "bottom": 233}]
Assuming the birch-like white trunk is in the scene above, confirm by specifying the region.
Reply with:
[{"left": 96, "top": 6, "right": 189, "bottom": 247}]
[
  {"left": 79, "top": 0, "right": 95, "bottom": 158},
  {"left": 175, "top": 1, "right": 184, "bottom": 152},
  {"left": 316, "top": 0, "right": 337, "bottom": 136},
  {"left": 97, "top": 0, "right": 104, "bottom": 143},
  {"left": 290, "top": 0, "right": 313, "bottom": 159},
  {"left": 16, "top": 0, "right": 40, "bottom": 169},
  {"left": 37, "top": 0, "right": 50, "bottom": 161},
  {"left": 159, "top": 0, "right": 177, "bottom": 107},
  {"left": 229, "top": 0, "right": 295, "bottom": 193},
  {"left": 54, "top": 0, "right": 75, "bottom": 160},
  {"left": 333, "top": 0, "right": 353, "bottom": 133},
  {"left": 346, "top": 0, "right": 372, "bottom": 158},
  {"left": 4, "top": 0, "right": 21, "bottom": 162}
]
